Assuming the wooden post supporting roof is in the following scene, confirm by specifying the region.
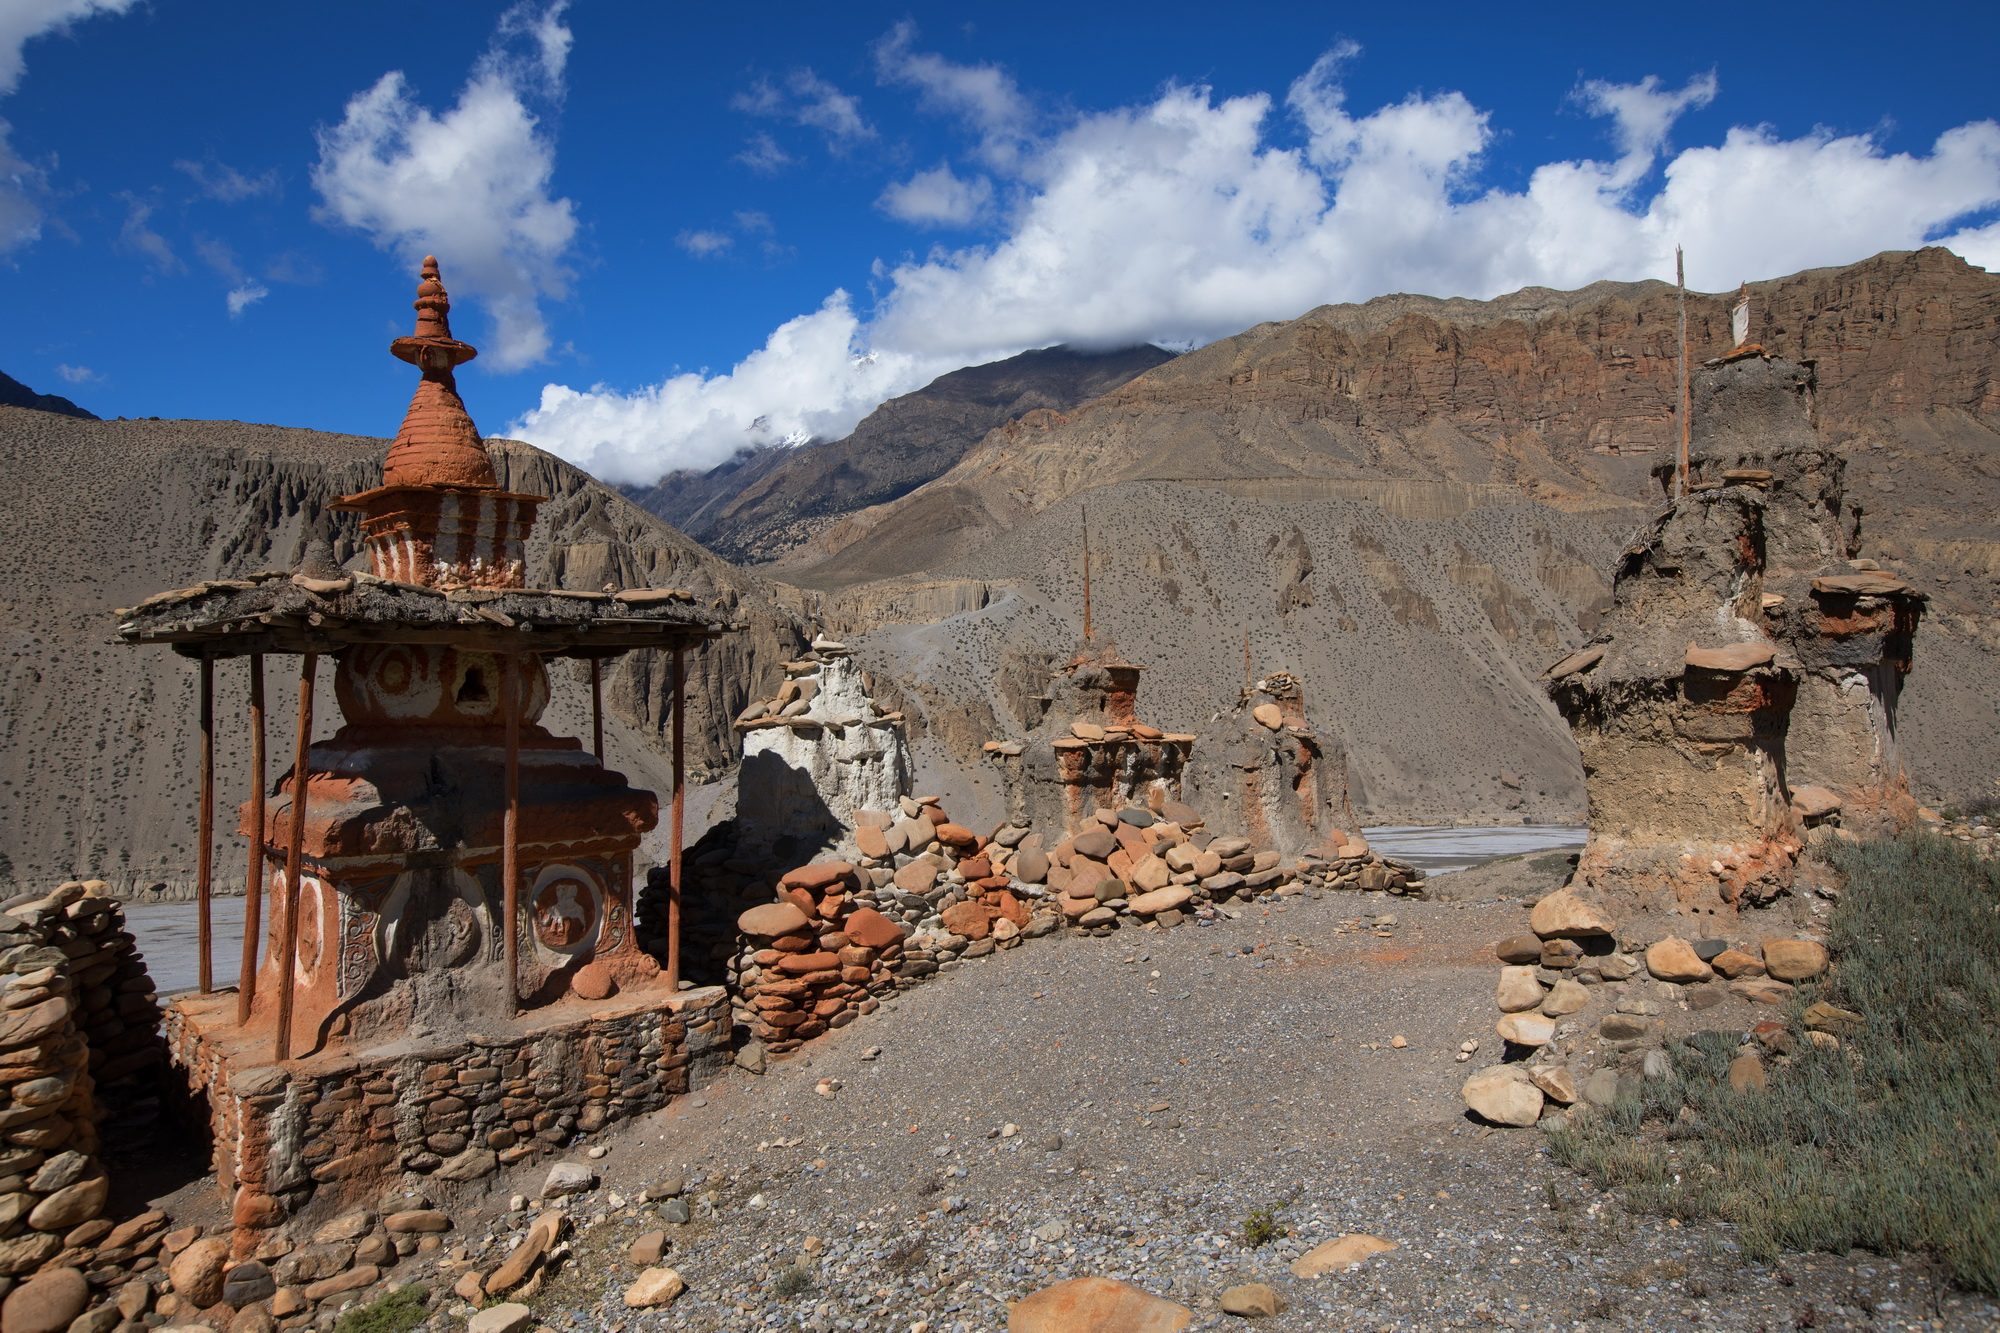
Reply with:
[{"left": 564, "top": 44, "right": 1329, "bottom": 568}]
[
  {"left": 197, "top": 655, "right": 214, "bottom": 994},
  {"left": 666, "top": 642, "right": 686, "bottom": 992},
  {"left": 502, "top": 653, "right": 523, "bottom": 1017},
  {"left": 274, "top": 652, "right": 316, "bottom": 1062},
  {"left": 237, "top": 654, "right": 265, "bottom": 1024},
  {"left": 589, "top": 657, "right": 605, "bottom": 762}
]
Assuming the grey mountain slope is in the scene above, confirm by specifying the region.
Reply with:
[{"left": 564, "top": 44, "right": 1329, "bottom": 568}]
[
  {"left": 624, "top": 343, "right": 1173, "bottom": 563},
  {"left": 796, "top": 249, "right": 2000, "bottom": 822},
  {"left": 1, "top": 370, "right": 96, "bottom": 419}
]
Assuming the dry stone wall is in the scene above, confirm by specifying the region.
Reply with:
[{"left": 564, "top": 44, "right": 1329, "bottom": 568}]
[
  {"left": 165, "top": 987, "right": 728, "bottom": 1234},
  {"left": 0, "top": 880, "right": 164, "bottom": 1304},
  {"left": 705, "top": 793, "right": 1423, "bottom": 1065}
]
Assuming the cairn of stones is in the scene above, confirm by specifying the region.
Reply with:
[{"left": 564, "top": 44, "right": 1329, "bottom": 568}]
[
  {"left": 733, "top": 635, "right": 911, "bottom": 845},
  {"left": 1461, "top": 354, "right": 1925, "bottom": 1130},
  {"left": 0, "top": 880, "right": 166, "bottom": 1326}
]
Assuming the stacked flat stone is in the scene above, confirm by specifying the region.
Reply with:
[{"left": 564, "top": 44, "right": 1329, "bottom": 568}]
[
  {"left": 732, "top": 862, "right": 902, "bottom": 1055},
  {"left": 1290, "top": 829, "right": 1424, "bottom": 897},
  {"left": 0, "top": 880, "right": 165, "bottom": 1321},
  {"left": 711, "top": 796, "right": 1425, "bottom": 1065},
  {"left": 1463, "top": 884, "right": 1841, "bottom": 1128},
  {"left": 165, "top": 991, "right": 729, "bottom": 1230}
]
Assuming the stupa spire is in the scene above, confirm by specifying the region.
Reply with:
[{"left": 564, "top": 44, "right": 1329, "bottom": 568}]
[{"left": 381, "top": 256, "right": 496, "bottom": 491}]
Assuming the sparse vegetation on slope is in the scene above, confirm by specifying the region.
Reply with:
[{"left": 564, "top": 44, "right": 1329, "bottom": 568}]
[{"left": 1552, "top": 833, "right": 2000, "bottom": 1291}]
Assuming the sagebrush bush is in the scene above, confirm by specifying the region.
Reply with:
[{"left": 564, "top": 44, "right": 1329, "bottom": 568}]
[{"left": 1552, "top": 833, "right": 2000, "bottom": 1292}]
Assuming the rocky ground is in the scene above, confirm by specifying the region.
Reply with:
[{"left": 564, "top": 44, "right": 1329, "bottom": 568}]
[{"left": 149, "top": 858, "right": 1997, "bottom": 1332}]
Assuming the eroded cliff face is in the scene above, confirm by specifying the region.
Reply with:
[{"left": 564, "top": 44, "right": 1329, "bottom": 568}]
[{"left": 1547, "top": 357, "right": 1924, "bottom": 925}]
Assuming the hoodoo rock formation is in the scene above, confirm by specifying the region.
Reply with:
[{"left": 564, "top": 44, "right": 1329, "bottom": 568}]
[{"left": 1545, "top": 354, "right": 1925, "bottom": 921}]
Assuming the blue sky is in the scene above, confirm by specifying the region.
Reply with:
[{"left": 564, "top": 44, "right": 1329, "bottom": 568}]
[{"left": 3, "top": 1, "right": 1997, "bottom": 484}]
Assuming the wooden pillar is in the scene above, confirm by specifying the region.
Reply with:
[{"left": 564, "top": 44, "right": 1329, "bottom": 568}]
[
  {"left": 667, "top": 642, "right": 686, "bottom": 991},
  {"left": 196, "top": 655, "right": 214, "bottom": 994},
  {"left": 274, "top": 652, "right": 316, "bottom": 1063},
  {"left": 502, "top": 653, "right": 522, "bottom": 1017},
  {"left": 589, "top": 657, "right": 604, "bottom": 761},
  {"left": 237, "top": 654, "right": 266, "bottom": 1024}
]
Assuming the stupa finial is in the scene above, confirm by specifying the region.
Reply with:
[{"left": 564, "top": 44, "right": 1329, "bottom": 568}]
[{"left": 391, "top": 254, "right": 478, "bottom": 373}]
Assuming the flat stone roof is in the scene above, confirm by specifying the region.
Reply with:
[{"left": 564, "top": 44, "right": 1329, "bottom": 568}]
[{"left": 117, "top": 569, "right": 736, "bottom": 659}]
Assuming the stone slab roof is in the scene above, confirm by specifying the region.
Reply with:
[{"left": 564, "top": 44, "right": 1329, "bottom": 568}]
[{"left": 116, "top": 569, "right": 736, "bottom": 659}]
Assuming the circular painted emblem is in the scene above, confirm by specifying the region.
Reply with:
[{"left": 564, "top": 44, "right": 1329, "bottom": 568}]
[
  {"left": 270, "top": 869, "right": 328, "bottom": 987},
  {"left": 529, "top": 864, "right": 603, "bottom": 961}
]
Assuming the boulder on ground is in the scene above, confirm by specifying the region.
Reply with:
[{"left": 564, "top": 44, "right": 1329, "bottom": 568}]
[
  {"left": 1529, "top": 889, "right": 1612, "bottom": 939},
  {"left": 1644, "top": 937, "right": 1713, "bottom": 982},
  {"left": 1760, "top": 938, "right": 1828, "bottom": 981},
  {"left": 1009, "top": 1276, "right": 1193, "bottom": 1332},
  {"left": 1462, "top": 1064, "right": 1544, "bottom": 1126},
  {"left": 623, "top": 1267, "right": 687, "bottom": 1309},
  {"left": 1289, "top": 1233, "right": 1398, "bottom": 1277}
]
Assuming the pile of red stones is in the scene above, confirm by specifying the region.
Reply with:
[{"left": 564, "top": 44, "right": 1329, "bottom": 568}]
[{"left": 728, "top": 794, "right": 1423, "bottom": 1060}]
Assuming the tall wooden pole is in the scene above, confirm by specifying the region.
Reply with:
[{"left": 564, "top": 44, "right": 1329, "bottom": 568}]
[
  {"left": 196, "top": 655, "right": 215, "bottom": 994},
  {"left": 666, "top": 642, "right": 686, "bottom": 991},
  {"left": 237, "top": 654, "right": 266, "bottom": 1024},
  {"left": 502, "top": 653, "right": 523, "bottom": 1017},
  {"left": 1080, "top": 505, "right": 1092, "bottom": 643},
  {"left": 589, "top": 657, "right": 605, "bottom": 761},
  {"left": 274, "top": 652, "right": 316, "bottom": 1063},
  {"left": 1676, "top": 244, "right": 1690, "bottom": 500}
]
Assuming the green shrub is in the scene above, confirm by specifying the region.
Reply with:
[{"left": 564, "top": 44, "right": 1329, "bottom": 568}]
[
  {"left": 1242, "top": 1207, "right": 1283, "bottom": 1247},
  {"left": 1552, "top": 833, "right": 2000, "bottom": 1291},
  {"left": 332, "top": 1285, "right": 429, "bottom": 1333}
]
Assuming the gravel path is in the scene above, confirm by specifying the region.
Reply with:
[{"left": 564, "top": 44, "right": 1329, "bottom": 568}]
[{"left": 413, "top": 882, "right": 1996, "bottom": 1331}]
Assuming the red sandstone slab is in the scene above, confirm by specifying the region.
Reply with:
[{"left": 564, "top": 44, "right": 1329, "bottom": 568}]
[
  {"left": 775, "top": 952, "right": 841, "bottom": 975},
  {"left": 1684, "top": 641, "right": 1776, "bottom": 672},
  {"left": 1812, "top": 571, "right": 1910, "bottom": 597},
  {"left": 784, "top": 862, "right": 857, "bottom": 892},
  {"left": 738, "top": 903, "right": 811, "bottom": 938},
  {"left": 844, "top": 908, "right": 904, "bottom": 950}
]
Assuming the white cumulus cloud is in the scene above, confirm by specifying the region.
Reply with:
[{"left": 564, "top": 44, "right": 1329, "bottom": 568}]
[
  {"left": 311, "top": 1, "right": 577, "bottom": 371},
  {"left": 514, "top": 45, "right": 2000, "bottom": 486},
  {"left": 879, "top": 163, "right": 993, "bottom": 227},
  {"left": 53, "top": 362, "right": 96, "bottom": 383}
]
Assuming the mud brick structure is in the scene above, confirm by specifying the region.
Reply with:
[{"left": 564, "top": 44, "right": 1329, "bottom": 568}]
[
  {"left": 1544, "top": 355, "right": 1925, "bottom": 920},
  {"left": 985, "top": 638, "right": 1195, "bottom": 834},
  {"left": 733, "top": 636, "right": 912, "bottom": 844},
  {"left": 118, "top": 258, "right": 738, "bottom": 1231},
  {"left": 1185, "top": 671, "right": 1357, "bottom": 859}
]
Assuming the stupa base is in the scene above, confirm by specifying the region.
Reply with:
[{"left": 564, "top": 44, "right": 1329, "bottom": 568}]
[{"left": 164, "top": 981, "right": 730, "bottom": 1235}]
